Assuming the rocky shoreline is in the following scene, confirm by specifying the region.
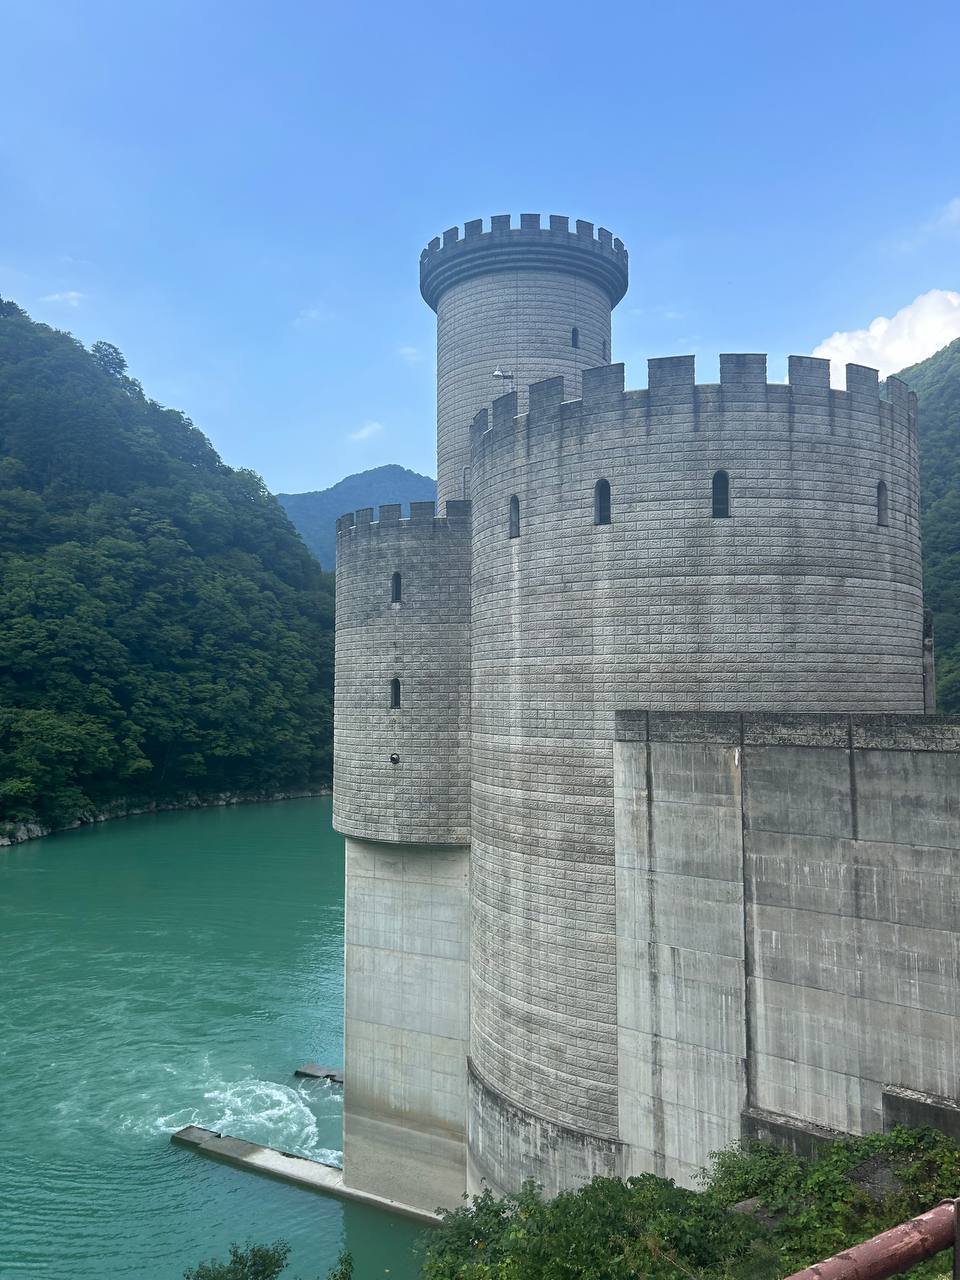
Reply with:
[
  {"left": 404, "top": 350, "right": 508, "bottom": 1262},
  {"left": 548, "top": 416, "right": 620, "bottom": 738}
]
[{"left": 0, "top": 786, "right": 331, "bottom": 847}]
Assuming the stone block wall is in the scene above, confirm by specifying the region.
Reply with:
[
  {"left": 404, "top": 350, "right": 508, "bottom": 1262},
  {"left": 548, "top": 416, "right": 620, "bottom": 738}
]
[
  {"left": 435, "top": 269, "right": 611, "bottom": 505},
  {"left": 333, "top": 500, "right": 471, "bottom": 845}
]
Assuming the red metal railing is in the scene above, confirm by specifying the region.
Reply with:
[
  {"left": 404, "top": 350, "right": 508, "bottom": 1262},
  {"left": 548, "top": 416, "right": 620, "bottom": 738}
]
[{"left": 784, "top": 1198, "right": 959, "bottom": 1279}]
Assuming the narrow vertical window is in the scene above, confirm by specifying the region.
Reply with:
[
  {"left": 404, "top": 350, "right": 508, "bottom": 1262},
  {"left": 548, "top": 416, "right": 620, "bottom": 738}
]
[
  {"left": 594, "top": 478, "right": 611, "bottom": 525},
  {"left": 389, "top": 678, "right": 401, "bottom": 709},
  {"left": 877, "top": 479, "right": 889, "bottom": 527},
  {"left": 602, "top": 338, "right": 608, "bottom": 361},
  {"left": 712, "top": 470, "right": 730, "bottom": 519},
  {"left": 390, "top": 571, "right": 401, "bottom": 603},
  {"left": 508, "top": 494, "right": 520, "bottom": 539},
  {"left": 571, "top": 327, "right": 579, "bottom": 349}
]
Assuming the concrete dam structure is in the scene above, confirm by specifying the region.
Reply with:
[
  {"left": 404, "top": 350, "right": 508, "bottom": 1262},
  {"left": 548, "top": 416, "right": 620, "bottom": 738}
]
[{"left": 333, "top": 213, "right": 960, "bottom": 1214}]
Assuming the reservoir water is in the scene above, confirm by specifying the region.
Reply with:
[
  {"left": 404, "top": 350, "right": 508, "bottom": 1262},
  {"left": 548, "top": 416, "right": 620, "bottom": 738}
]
[{"left": 0, "top": 797, "right": 424, "bottom": 1280}]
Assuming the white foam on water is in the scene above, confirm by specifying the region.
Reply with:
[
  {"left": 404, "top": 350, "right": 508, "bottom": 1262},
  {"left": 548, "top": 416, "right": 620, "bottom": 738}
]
[{"left": 120, "top": 1067, "right": 342, "bottom": 1165}]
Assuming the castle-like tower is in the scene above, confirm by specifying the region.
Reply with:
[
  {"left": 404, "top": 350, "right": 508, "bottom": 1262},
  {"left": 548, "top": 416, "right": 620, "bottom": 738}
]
[{"left": 334, "top": 215, "right": 930, "bottom": 1213}]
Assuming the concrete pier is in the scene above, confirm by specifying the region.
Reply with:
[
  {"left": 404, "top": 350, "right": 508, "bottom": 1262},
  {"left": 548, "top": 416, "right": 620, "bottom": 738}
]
[{"left": 170, "top": 1126, "right": 440, "bottom": 1225}]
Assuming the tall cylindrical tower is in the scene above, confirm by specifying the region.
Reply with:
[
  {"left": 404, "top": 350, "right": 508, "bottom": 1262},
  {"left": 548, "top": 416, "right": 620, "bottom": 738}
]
[{"left": 420, "top": 214, "right": 629, "bottom": 507}]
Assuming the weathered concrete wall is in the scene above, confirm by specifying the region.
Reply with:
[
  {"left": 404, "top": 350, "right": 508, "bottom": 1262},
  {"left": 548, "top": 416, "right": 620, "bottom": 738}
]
[
  {"left": 614, "top": 711, "right": 960, "bottom": 1187},
  {"left": 614, "top": 713, "right": 747, "bottom": 1187},
  {"left": 466, "top": 1058, "right": 623, "bottom": 1198},
  {"left": 342, "top": 836, "right": 469, "bottom": 1212}
]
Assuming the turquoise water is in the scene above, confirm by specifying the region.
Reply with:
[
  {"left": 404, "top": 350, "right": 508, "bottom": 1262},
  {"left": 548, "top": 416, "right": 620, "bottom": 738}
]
[{"left": 0, "top": 797, "right": 424, "bottom": 1280}]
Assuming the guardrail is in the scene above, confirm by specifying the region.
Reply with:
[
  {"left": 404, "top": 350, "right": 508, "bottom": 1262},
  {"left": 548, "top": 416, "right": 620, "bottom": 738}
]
[{"left": 785, "top": 1198, "right": 960, "bottom": 1279}]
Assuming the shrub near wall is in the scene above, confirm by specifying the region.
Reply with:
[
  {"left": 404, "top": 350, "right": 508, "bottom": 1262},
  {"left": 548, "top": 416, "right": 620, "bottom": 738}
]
[{"left": 417, "top": 1128, "right": 960, "bottom": 1279}]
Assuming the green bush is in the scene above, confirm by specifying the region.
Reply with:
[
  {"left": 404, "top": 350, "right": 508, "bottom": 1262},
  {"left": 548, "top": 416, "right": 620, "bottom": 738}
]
[
  {"left": 418, "top": 1126, "right": 960, "bottom": 1279},
  {"left": 703, "top": 1125, "right": 960, "bottom": 1277},
  {"left": 183, "top": 1242, "right": 291, "bottom": 1280},
  {"left": 181, "top": 1245, "right": 352, "bottom": 1280},
  {"left": 419, "top": 1176, "right": 777, "bottom": 1280}
]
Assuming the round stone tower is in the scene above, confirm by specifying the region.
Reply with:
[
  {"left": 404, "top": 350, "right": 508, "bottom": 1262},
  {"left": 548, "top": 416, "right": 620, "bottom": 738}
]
[{"left": 420, "top": 214, "right": 629, "bottom": 507}]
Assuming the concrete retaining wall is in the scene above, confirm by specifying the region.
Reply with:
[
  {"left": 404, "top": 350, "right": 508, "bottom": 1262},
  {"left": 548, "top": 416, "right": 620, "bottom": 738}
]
[{"left": 614, "top": 711, "right": 960, "bottom": 1186}]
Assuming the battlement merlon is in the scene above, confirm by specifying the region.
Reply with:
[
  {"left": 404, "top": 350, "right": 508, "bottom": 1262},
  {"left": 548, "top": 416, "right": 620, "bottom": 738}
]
[{"left": 419, "top": 214, "right": 629, "bottom": 312}]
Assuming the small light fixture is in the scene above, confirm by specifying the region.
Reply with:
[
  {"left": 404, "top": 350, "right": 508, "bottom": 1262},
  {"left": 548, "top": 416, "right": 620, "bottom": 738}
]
[{"left": 390, "top": 753, "right": 400, "bottom": 765}]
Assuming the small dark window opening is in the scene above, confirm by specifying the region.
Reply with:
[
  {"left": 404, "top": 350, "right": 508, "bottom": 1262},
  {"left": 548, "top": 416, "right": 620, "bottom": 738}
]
[
  {"left": 389, "top": 678, "right": 401, "bottom": 709},
  {"left": 508, "top": 494, "right": 520, "bottom": 539},
  {"left": 571, "top": 327, "right": 579, "bottom": 349},
  {"left": 712, "top": 470, "right": 730, "bottom": 519},
  {"left": 390, "top": 571, "right": 401, "bottom": 603},
  {"left": 594, "top": 478, "right": 611, "bottom": 525},
  {"left": 877, "top": 480, "right": 889, "bottom": 527},
  {"left": 602, "top": 338, "right": 608, "bottom": 361}
]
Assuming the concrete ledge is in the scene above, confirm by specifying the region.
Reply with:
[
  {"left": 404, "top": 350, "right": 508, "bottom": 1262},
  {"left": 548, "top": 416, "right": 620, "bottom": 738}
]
[
  {"left": 614, "top": 711, "right": 960, "bottom": 751},
  {"left": 741, "top": 1107, "right": 848, "bottom": 1159},
  {"left": 883, "top": 1087, "right": 960, "bottom": 1143},
  {"left": 294, "top": 1064, "right": 343, "bottom": 1085},
  {"left": 171, "top": 1126, "right": 440, "bottom": 1225}
]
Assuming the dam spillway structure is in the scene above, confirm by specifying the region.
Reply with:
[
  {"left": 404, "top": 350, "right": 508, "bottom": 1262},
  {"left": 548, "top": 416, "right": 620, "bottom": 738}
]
[{"left": 334, "top": 214, "right": 960, "bottom": 1214}]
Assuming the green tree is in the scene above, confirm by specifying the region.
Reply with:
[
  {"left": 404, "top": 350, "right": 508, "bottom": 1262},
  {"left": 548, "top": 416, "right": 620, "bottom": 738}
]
[
  {"left": 89, "top": 339, "right": 128, "bottom": 379},
  {"left": 181, "top": 1243, "right": 352, "bottom": 1280},
  {"left": 183, "top": 1242, "right": 291, "bottom": 1280},
  {"left": 897, "top": 337, "right": 960, "bottom": 712}
]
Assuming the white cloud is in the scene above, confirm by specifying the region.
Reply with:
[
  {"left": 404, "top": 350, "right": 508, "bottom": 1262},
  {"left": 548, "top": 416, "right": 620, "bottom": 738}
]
[
  {"left": 41, "top": 290, "right": 84, "bottom": 307},
  {"left": 812, "top": 289, "right": 960, "bottom": 384},
  {"left": 349, "top": 420, "right": 383, "bottom": 442},
  {"left": 397, "top": 344, "right": 423, "bottom": 364},
  {"left": 293, "top": 302, "right": 334, "bottom": 327}
]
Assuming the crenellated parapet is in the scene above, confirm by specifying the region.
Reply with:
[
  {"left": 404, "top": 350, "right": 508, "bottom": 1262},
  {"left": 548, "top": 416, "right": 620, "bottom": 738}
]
[
  {"left": 336, "top": 498, "right": 470, "bottom": 543},
  {"left": 469, "top": 355, "right": 917, "bottom": 467},
  {"left": 420, "top": 213, "right": 628, "bottom": 311}
]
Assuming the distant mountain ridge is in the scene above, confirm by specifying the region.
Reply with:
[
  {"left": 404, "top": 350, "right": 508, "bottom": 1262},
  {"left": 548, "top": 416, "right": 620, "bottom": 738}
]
[
  {"left": 896, "top": 335, "right": 960, "bottom": 712},
  {"left": 277, "top": 464, "right": 436, "bottom": 569}
]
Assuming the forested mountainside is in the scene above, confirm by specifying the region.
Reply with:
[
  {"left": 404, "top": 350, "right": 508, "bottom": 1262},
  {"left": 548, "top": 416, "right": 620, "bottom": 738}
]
[
  {"left": 277, "top": 464, "right": 436, "bottom": 569},
  {"left": 897, "top": 336, "right": 960, "bottom": 713},
  {"left": 0, "top": 298, "right": 334, "bottom": 835}
]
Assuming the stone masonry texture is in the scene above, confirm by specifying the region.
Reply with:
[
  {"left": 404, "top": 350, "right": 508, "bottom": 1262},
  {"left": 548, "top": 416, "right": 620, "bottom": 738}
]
[{"left": 334, "top": 501, "right": 471, "bottom": 845}]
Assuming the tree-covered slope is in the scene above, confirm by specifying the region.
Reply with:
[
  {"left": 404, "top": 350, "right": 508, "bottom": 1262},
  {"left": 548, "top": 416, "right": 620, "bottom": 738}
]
[
  {"left": 0, "top": 298, "right": 334, "bottom": 833},
  {"left": 896, "top": 336, "right": 960, "bottom": 713},
  {"left": 277, "top": 464, "right": 436, "bottom": 569}
]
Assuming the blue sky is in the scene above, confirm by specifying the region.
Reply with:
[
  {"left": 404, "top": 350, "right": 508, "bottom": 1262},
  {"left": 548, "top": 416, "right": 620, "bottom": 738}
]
[{"left": 2, "top": 0, "right": 959, "bottom": 493}]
